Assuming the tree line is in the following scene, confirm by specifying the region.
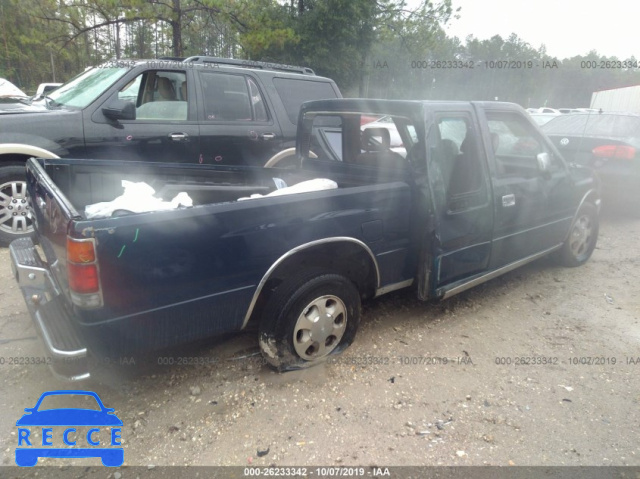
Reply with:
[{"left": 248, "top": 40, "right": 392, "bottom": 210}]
[{"left": 1, "top": 0, "right": 639, "bottom": 107}]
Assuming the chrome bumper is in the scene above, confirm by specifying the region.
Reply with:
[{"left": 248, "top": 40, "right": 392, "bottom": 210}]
[{"left": 9, "top": 237, "right": 90, "bottom": 381}]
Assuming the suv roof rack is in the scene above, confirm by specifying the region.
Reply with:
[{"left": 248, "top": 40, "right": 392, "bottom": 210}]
[
  {"left": 183, "top": 56, "right": 315, "bottom": 76},
  {"left": 158, "top": 56, "right": 186, "bottom": 61}
]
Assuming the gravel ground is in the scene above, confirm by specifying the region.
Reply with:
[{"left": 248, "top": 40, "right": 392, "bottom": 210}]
[{"left": 0, "top": 205, "right": 638, "bottom": 470}]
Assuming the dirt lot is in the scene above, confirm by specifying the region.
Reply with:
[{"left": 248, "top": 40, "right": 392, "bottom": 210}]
[{"left": 0, "top": 206, "right": 638, "bottom": 469}]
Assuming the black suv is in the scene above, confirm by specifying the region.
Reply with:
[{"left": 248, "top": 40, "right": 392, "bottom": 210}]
[{"left": 0, "top": 56, "right": 341, "bottom": 244}]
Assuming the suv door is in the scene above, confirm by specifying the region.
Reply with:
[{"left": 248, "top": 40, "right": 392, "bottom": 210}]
[
  {"left": 195, "top": 70, "right": 283, "bottom": 166},
  {"left": 85, "top": 69, "right": 201, "bottom": 163},
  {"left": 426, "top": 107, "right": 494, "bottom": 287},
  {"left": 482, "top": 109, "right": 574, "bottom": 268}
]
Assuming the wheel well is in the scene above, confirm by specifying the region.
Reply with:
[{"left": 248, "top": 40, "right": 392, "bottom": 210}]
[
  {"left": 245, "top": 242, "right": 378, "bottom": 328},
  {"left": 584, "top": 190, "right": 600, "bottom": 206},
  {"left": 0, "top": 153, "right": 31, "bottom": 166}
]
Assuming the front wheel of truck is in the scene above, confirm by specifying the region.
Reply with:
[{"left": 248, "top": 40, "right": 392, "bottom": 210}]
[
  {"left": 258, "top": 271, "right": 361, "bottom": 371},
  {"left": 559, "top": 202, "right": 599, "bottom": 267},
  {"left": 0, "top": 165, "right": 34, "bottom": 246}
]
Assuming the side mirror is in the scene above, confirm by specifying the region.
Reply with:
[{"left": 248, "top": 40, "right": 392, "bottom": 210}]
[
  {"left": 536, "top": 152, "right": 551, "bottom": 174},
  {"left": 102, "top": 100, "right": 135, "bottom": 121}
]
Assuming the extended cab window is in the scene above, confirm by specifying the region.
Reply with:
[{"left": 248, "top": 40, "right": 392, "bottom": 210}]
[
  {"left": 486, "top": 112, "right": 559, "bottom": 176},
  {"left": 199, "top": 72, "right": 268, "bottom": 122},
  {"left": 303, "top": 112, "right": 414, "bottom": 169},
  {"left": 118, "top": 70, "right": 188, "bottom": 120},
  {"left": 427, "top": 115, "right": 488, "bottom": 213}
]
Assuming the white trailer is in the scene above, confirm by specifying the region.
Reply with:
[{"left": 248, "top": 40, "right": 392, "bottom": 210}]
[{"left": 591, "top": 84, "right": 640, "bottom": 113}]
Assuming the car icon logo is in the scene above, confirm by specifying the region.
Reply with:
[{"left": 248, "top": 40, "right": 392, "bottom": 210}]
[
  {"left": 15, "top": 390, "right": 123, "bottom": 467},
  {"left": 560, "top": 137, "right": 570, "bottom": 146}
]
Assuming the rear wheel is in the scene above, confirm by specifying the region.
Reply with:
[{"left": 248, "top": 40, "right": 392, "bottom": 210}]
[
  {"left": 259, "top": 271, "right": 361, "bottom": 371},
  {"left": 559, "top": 202, "right": 598, "bottom": 267},
  {"left": 0, "top": 165, "right": 34, "bottom": 246}
]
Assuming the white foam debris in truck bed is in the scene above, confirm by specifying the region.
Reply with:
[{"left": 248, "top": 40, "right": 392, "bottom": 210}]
[
  {"left": 238, "top": 178, "right": 337, "bottom": 201},
  {"left": 85, "top": 180, "right": 193, "bottom": 219}
]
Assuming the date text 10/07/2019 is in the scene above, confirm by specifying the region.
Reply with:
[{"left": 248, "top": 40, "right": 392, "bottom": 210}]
[
  {"left": 407, "top": 60, "right": 560, "bottom": 70},
  {"left": 495, "top": 356, "right": 640, "bottom": 366}
]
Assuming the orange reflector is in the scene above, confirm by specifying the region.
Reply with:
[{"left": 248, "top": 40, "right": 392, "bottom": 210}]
[
  {"left": 67, "top": 263, "right": 100, "bottom": 294},
  {"left": 67, "top": 238, "right": 96, "bottom": 263}
]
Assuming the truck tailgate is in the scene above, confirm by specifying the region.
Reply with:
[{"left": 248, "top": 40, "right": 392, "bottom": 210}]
[{"left": 8, "top": 158, "right": 89, "bottom": 380}]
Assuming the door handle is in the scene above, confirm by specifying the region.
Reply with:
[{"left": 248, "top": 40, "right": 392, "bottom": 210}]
[
  {"left": 502, "top": 194, "right": 516, "bottom": 207},
  {"left": 169, "top": 133, "right": 188, "bottom": 142},
  {"left": 260, "top": 133, "right": 276, "bottom": 141}
]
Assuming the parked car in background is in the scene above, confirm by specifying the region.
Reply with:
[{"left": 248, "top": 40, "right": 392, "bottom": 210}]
[
  {"left": 529, "top": 112, "right": 561, "bottom": 126},
  {"left": 527, "top": 107, "right": 561, "bottom": 114},
  {"left": 542, "top": 112, "right": 640, "bottom": 204},
  {"left": 0, "top": 78, "right": 27, "bottom": 97},
  {"left": 0, "top": 56, "right": 341, "bottom": 245},
  {"left": 361, "top": 115, "right": 407, "bottom": 155},
  {"left": 35, "top": 82, "right": 62, "bottom": 97}
]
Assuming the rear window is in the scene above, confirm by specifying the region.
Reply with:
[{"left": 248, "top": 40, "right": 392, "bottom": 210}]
[
  {"left": 542, "top": 114, "right": 640, "bottom": 138},
  {"left": 273, "top": 78, "right": 339, "bottom": 124}
]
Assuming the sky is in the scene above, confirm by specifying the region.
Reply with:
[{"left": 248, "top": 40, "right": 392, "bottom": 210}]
[{"left": 442, "top": 0, "right": 639, "bottom": 60}]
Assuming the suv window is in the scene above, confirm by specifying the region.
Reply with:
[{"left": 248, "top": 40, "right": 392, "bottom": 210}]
[
  {"left": 200, "top": 72, "right": 267, "bottom": 122},
  {"left": 118, "top": 70, "right": 188, "bottom": 120},
  {"left": 248, "top": 78, "right": 268, "bottom": 122},
  {"left": 274, "top": 78, "right": 339, "bottom": 124}
]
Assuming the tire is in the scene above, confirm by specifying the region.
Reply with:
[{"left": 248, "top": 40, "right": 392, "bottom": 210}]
[
  {"left": 559, "top": 202, "right": 599, "bottom": 267},
  {"left": 264, "top": 148, "right": 317, "bottom": 168},
  {"left": 258, "top": 270, "right": 361, "bottom": 371},
  {"left": 0, "top": 164, "right": 34, "bottom": 246}
]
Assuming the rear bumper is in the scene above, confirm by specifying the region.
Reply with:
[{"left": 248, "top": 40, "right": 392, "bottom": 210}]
[{"left": 9, "top": 237, "right": 90, "bottom": 381}]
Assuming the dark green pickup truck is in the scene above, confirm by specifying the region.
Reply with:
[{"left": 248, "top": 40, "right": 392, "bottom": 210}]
[{"left": 10, "top": 99, "right": 600, "bottom": 380}]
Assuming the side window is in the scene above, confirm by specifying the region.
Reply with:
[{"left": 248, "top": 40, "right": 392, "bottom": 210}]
[
  {"left": 304, "top": 113, "right": 415, "bottom": 168},
  {"left": 200, "top": 72, "right": 267, "bottom": 122},
  {"left": 486, "top": 112, "right": 560, "bottom": 176},
  {"left": 273, "top": 78, "right": 339, "bottom": 124},
  {"left": 248, "top": 78, "right": 268, "bottom": 122},
  {"left": 307, "top": 115, "right": 344, "bottom": 161},
  {"left": 427, "top": 115, "right": 488, "bottom": 213},
  {"left": 118, "top": 76, "right": 141, "bottom": 103},
  {"left": 356, "top": 116, "right": 410, "bottom": 168},
  {"left": 118, "top": 70, "right": 188, "bottom": 120}
]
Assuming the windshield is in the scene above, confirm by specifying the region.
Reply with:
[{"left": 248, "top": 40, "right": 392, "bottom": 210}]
[{"left": 48, "top": 66, "right": 129, "bottom": 108}]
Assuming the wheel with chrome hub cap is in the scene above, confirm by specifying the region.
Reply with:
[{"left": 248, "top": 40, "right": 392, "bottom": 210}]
[
  {"left": 259, "top": 271, "right": 361, "bottom": 371},
  {"left": 0, "top": 165, "right": 34, "bottom": 245},
  {"left": 293, "top": 294, "right": 347, "bottom": 360}
]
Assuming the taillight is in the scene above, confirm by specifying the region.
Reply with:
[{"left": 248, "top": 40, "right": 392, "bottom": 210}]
[
  {"left": 592, "top": 145, "right": 636, "bottom": 160},
  {"left": 67, "top": 237, "right": 102, "bottom": 308},
  {"left": 67, "top": 238, "right": 96, "bottom": 263},
  {"left": 67, "top": 263, "right": 99, "bottom": 294}
]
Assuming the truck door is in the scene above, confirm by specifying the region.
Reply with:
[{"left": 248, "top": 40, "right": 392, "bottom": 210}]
[
  {"left": 426, "top": 108, "right": 494, "bottom": 286},
  {"left": 482, "top": 109, "right": 574, "bottom": 268},
  {"left": 85, "top": 69, "right": 201, "bottom": 163},
  {"left": 195, "top": 71, "right": 283, "bottom": 166}
]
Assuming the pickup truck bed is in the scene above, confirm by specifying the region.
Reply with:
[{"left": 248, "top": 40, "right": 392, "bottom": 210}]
[{"left": 13, "top": 156, "right": 413, "bottom": 378}]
